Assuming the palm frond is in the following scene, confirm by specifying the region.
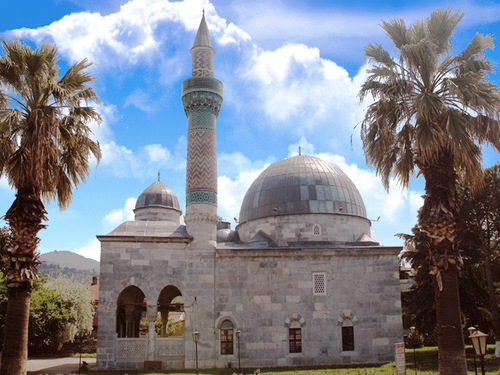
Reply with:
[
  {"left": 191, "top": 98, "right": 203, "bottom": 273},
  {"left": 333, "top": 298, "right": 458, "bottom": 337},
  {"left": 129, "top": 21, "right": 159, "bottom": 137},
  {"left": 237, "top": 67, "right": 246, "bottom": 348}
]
[
  {"left": 0, "top": 38, "right": 101, "bottom": 209},
  {"left": 381, "top": 18, "right": 408, "bottom": 48},
  {"left": 362, "top": 42, "right": 394, "bottom": 67},
  {"left": 426, "top": 7, "right": 464, "bottom": 55}
]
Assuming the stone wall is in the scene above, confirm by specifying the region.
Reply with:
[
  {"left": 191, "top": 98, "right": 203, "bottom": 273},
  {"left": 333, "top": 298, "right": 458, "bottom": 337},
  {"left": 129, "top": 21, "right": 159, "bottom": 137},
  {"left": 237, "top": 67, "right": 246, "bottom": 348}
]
[
  {"left": 236, "top": 213, "right": 373, "bottom": 244},
  {"left": 96, "top": 232, "right": 402, "bottom": 370}
]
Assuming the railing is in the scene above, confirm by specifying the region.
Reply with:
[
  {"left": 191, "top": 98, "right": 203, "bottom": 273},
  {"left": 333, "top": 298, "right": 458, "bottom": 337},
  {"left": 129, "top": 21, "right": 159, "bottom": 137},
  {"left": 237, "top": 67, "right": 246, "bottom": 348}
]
[
  {"left": 156, "top": 337, "right": 185, "bottom": 357},
  {"left": 116, "top": 337, "right": 185, "bottom": 360},
  {"left": 117, "top": 338, "right": 148, "bottom": 359}
]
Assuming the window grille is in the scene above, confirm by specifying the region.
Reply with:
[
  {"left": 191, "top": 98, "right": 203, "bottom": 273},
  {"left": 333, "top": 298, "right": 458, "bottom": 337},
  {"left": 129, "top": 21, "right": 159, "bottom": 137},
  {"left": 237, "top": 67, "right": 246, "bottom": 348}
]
[
  {"left": 313, "top": 272, "right": 326, "bottom": 295},
  {"left": 220, "top": 320, "right": 234, "bottom": 355},
  {"left": 342, "top": 326, "right": 354, "bottom": 351},
  {"left": 289, "top": 328, "right": 302, "bottom": 353},
  {"left": 313, "top": 224, "right": 321, "bottom": 236}
]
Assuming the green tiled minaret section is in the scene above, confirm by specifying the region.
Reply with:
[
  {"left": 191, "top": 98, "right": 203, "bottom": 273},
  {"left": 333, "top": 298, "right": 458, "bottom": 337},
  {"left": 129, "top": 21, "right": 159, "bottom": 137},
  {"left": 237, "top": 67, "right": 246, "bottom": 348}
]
[{"left": 182, "top": 14, "right": 223, "bottom": 207}]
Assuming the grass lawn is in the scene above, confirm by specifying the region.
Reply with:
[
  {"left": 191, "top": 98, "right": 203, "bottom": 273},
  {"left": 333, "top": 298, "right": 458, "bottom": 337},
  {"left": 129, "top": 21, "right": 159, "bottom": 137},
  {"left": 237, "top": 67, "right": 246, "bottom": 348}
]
[{"left": 68, "top": 346, "right": 500, "bottom": 374}]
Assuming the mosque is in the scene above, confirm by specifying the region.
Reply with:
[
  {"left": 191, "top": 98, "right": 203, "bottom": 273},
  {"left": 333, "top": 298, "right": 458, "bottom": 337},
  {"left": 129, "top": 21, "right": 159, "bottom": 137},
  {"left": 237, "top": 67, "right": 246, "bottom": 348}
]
[{"left": 96, "top": 14, "right": 403, "bottom": 370}]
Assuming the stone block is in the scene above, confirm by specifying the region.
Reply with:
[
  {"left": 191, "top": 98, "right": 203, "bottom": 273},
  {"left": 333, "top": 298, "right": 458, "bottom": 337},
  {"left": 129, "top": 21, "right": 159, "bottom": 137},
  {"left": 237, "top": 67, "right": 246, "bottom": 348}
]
[
  {"left": 313, "top": 311, "right": 330, "bottom": 319},
  {"left": 286, "top": 295, "right": 300, "bottom": 303},
  {"left": 253, "top": 295, "right": 271, "bottom": 304},
  {"left": 372, "top": 337, "right": 390, "bottom": 346},
  {"left": 131, "top": 259, "right": 150, "bottom": 266}
]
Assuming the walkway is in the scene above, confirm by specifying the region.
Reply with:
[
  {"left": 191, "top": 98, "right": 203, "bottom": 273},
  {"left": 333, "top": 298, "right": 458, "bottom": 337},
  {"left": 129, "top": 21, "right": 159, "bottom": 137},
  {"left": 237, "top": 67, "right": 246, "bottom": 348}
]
[{"left": 27, "top": 357, "right": 96, "bottom": 375}]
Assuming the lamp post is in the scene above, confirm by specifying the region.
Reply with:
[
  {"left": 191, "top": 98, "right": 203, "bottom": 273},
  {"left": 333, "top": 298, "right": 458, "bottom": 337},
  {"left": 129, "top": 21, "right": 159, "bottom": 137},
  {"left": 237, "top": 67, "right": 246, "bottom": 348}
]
[
  {"left": 192, "top": 330, "right": 200, "bottom": 375},
  {"left": 410, "top": 326, "right": 417, "bottom": 375},
  {"left": 469, "top": 330, "right": 488, "bottom": 375},
  {"left": 468, "top": 326, "right": 478, "bottom": 375},
  {"left": 235, "top": 329, "right": 241, "bottom": 375}
]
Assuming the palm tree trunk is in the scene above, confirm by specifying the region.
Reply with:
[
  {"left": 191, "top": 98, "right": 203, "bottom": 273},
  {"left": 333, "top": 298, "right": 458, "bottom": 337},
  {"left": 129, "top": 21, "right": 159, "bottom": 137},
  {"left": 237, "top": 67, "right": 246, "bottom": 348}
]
[
  {"left": 434, "top": 266, "right": 467, "bottom": 374},
  {"left": 0, "top": 191, "right": 46, "bottom": 375},
  {"left": 0, "top": 287, "right": 30, "bottom": 375},
  {"left": 419, "top": 150, "right": 467, "bottom": 375}
]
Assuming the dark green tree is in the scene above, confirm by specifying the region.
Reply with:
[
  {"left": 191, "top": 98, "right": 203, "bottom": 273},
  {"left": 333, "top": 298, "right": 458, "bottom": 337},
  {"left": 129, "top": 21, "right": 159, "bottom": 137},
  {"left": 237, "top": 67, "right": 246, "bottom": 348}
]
[
  {"left": 28, "top": 282, "right": 73, "bottom": 354},
  {"left": 457, "top": 164, "right": 500, "bottom": 357},
  {"left": 401, "top": 164, "right": 500, "bottom": 353}
]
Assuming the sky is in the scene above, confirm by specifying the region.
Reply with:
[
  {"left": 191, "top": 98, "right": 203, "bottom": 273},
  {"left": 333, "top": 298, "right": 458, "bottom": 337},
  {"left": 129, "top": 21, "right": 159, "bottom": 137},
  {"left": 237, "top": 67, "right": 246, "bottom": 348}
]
[{"left": 1, "top": 0, "right": 499, "bottom": 261}]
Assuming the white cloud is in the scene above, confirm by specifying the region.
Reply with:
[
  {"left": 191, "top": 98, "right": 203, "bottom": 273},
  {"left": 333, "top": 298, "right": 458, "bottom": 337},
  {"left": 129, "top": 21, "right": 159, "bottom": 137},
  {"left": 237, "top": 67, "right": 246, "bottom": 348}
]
[
  {"left": 144, "top": 144, "right": 171, "bottom": 162},
  {"left": 8, "top": 0, "right": 251, "bottom": 70},
  {"left": 100, "top": 138, "right": 184, "bottom": 178},
  {"left": 102, "top": 197, "right": 136, "bottom": 231},
  {"left": 245, "top": 43, "right": 370, "bottom": 139},
  {"left": 75, "top": 238, "right": 101, "bottom": 262},
  {"left": 124, "top": 89, "right": 157, "bottom": 113},
  {"left": 90, "top": 103, "right": 119, "bottom": 144},
  {"left": 0, "top": 177, "right": 12, "bottom": 191}
]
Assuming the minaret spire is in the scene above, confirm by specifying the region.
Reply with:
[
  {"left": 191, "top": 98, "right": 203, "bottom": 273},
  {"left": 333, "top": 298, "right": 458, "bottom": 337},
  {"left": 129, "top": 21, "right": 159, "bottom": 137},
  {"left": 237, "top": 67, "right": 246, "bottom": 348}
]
[{"left": 182, "top": 13, "right": 223, "bottom": 246}]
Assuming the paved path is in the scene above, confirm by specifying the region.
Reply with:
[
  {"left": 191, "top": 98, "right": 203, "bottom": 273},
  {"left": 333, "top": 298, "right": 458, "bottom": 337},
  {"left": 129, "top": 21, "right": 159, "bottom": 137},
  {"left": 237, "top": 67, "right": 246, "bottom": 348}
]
[{"left": 27, "top": 357, "right": 96, "bottom": 375}]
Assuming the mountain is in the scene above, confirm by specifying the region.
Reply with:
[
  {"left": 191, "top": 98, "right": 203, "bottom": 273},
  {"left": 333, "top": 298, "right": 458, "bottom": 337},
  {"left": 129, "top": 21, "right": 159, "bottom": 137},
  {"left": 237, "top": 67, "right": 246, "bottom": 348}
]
[
  {"left": 39, "top": 251, "right": 99, "bottom": 283},
  {"left": 40, "top": 250, "right": 99, "bottom": 272}
]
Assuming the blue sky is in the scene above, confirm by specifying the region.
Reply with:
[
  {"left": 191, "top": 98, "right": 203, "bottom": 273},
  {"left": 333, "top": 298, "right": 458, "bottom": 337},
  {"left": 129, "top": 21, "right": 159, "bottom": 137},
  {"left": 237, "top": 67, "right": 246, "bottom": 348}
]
[{"left": 1, "top": 0, "right": 499, "bottom": 261}]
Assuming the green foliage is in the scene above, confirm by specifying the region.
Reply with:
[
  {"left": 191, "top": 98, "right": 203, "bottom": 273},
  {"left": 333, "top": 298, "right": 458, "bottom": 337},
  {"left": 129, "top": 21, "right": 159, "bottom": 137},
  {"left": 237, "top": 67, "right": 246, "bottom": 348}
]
[
  {"left": 167, "top": 318, "right": 185, "bottom": 337},
  {"left": 401, "top": 164, "right": 500, "bottom": 341},
  {"left": 29, "top": 281, "right": 73, "bottom": 354},
  {"left": 0, "top": 276, "right": 95, "bottom": 354},
  {"left": 44, "top": 278, "right": 94, "bottom": 344},
  {"left": 0, "top": 227, "right": 10, "bottom": 271}
]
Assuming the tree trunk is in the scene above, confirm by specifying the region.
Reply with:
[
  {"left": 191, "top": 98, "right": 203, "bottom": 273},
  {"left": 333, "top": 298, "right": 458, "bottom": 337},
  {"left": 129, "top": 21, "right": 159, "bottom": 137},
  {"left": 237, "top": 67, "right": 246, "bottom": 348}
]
[
  {"left": 419, "top": 150, "right": 467, "bottom": 375},
  {"left": 434, "top": 266, "right": 467, "bottom": 375},
  {"left": 0, "top": 287, "right": 30, "bottom": 375},
  {"left": 0, "top": 191, "right": 46, "bottom": 375}
]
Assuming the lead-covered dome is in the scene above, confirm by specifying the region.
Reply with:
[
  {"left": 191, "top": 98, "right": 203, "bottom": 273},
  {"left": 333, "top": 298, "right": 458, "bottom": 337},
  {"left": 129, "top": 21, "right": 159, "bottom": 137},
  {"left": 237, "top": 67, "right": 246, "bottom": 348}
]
[
  {"left": 239, "top": 155, "right": 367, "bottom": 223},
  {"left": 136, "top": 181, "right": 180, "bottom": 210},
  {"left": 134, "top": 180, "right": 181, "bottom": 222},
  {"left": 236, "top": 155, "right": 375, "bottom": 246}
]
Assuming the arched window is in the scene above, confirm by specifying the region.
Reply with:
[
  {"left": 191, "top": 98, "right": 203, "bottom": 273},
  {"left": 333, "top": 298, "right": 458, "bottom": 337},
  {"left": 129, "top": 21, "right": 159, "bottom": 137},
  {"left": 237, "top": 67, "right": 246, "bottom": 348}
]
[
  {"left": 116, "top": 286, "right": 146, "bottom": 338},
  {"left": 285, "top": 314, "right": 305, "bottom": 354},
  {"left": 220, "top": 320, "right": 234, "bottom": 355},
  {"left": 313, "top": 224, "right": 321, "bottom": 236},
  {"left": 341, "top": 318, "right": 355, "bottom": 352},
  {"left": 289, "top": 320, "right": 302, "bottom": 353}
]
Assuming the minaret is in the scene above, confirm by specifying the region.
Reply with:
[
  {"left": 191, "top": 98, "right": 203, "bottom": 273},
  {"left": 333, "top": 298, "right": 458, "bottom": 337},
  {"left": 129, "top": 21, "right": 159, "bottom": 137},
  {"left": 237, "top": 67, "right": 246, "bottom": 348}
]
[{"left": 182, "top": 12, "right": 223, "bottom": 246}]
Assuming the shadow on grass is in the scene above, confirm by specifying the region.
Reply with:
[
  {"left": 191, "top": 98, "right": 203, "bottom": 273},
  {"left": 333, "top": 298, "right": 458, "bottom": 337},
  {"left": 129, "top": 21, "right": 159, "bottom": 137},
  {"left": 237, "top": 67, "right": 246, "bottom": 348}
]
[{"left": 65, "top": 346, "right": 500, "bottom": 375}]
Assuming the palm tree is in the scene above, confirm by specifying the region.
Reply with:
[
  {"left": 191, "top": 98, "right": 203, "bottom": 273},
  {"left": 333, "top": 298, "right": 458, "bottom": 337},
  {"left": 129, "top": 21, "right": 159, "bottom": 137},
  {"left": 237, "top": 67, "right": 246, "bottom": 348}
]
[
  {"left": 358, "top": 8, "right": 500, "bottom": 375},
  {"left": 0, "top": 39, "right": 101, "bottom": 374}
]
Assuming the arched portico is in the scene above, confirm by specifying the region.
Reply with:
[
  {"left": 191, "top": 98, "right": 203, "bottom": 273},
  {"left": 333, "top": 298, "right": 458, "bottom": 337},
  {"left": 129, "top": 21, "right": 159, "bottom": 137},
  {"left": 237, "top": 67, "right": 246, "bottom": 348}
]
[
  {"left": 116, "top": 286, "right": 147, "bottom": 338},
  {"left": 158, "top": 285, "right": 185, "bottom": 337}
]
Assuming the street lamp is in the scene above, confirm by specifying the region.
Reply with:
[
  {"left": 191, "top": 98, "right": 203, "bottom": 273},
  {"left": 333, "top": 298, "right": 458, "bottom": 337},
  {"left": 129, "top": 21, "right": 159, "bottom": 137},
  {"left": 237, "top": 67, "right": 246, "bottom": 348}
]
[
  {"left": 235, "top": 329, "right": 241, "bottom": 375},
  {"left": 468, "top": 326, "right": 478, "bottom": 375},
  {"left": 410, "top": 326, "right": 417, "bottom": 375},
  {"left": 469, "top": 329, "right": 488, "bottom": 375},
  {"left": 192, "top": 330, "right": 200, "bottom": 375}
]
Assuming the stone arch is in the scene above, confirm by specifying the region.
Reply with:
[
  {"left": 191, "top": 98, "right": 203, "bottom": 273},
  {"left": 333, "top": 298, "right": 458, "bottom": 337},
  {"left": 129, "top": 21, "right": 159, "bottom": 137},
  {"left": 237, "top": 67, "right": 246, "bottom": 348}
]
[
  {"left": 284, "top": 313, "right": 306, "bottom": 328},
  {"left": 116, "top": 285, "right": 147, "bottom": 338},
  {"left": 157, "top": 285, "right": 184, "bottom": 337}
]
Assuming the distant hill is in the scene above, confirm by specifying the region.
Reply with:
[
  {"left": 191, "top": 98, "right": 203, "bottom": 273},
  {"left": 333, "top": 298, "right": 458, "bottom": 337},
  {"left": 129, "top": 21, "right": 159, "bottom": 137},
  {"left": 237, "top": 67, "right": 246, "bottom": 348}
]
[{"left": 39, "top": 251, "right": 99, "bottom": 283}]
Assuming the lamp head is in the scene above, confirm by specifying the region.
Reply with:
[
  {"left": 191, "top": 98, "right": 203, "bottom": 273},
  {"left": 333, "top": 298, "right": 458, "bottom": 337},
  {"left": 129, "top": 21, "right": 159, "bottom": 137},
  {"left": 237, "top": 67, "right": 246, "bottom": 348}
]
[
  {"left": 192, "top": 330, "right": 200, "bottom": 343},
  {"left": 469, "top": 330, "right": 488, "bottom": 356}
]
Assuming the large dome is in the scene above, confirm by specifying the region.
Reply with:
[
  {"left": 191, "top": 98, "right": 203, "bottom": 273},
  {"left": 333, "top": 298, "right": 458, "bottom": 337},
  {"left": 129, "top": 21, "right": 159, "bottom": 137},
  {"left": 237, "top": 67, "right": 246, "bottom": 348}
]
[
  {"left": 239, "top": 155, "right": 366, "bottom": 223},
  {"left": 135, "top": 181, "right": 180, "bottom": 210}
]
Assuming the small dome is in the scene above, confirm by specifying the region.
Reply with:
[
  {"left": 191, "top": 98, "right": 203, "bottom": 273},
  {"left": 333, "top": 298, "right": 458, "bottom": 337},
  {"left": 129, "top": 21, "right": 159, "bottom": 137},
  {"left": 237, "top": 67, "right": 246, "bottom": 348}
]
[
  {"left": 135, "top": 181, "right": 180, "bottom": 210},
  {"left": 239, "top": 155, "right": 366, "bottom": 223}
]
